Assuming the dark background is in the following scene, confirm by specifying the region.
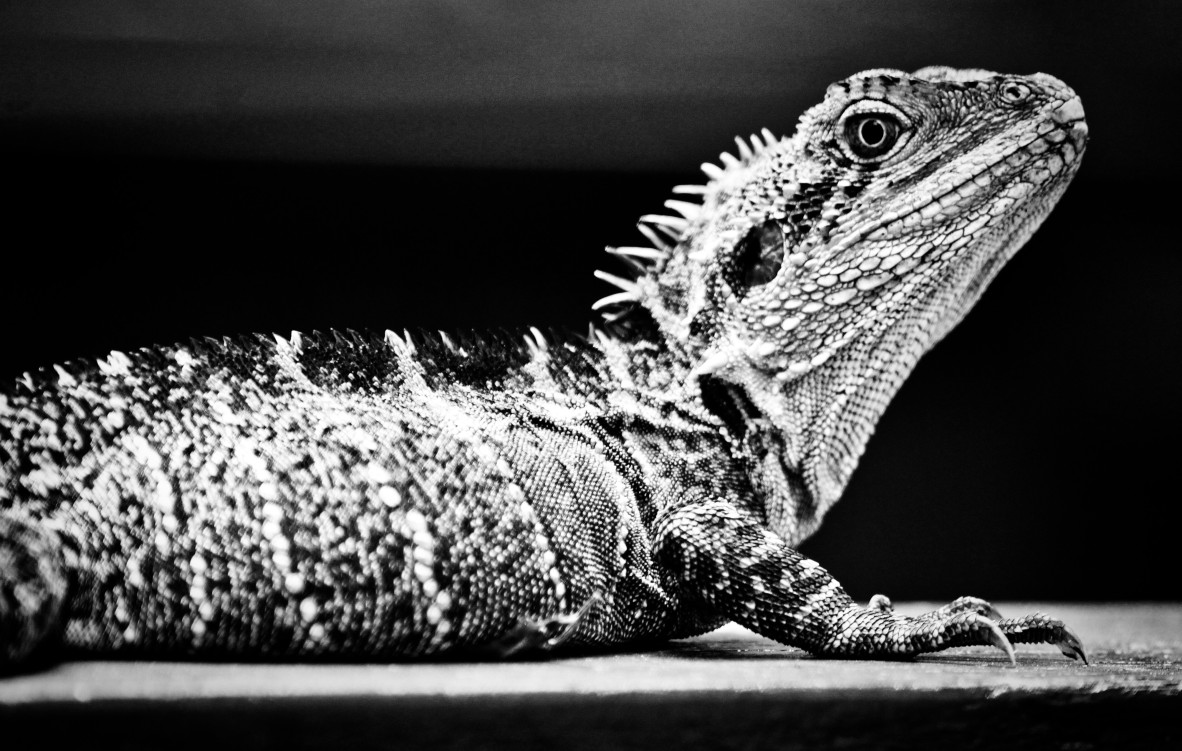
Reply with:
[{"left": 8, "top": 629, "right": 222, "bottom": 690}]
[{"left": 0, "top": 1, "right": 1177, "bottom": 601}]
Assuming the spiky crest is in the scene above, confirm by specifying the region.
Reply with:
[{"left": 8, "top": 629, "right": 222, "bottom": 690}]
[{"left": 592, "top": 129, "right": 785, "bottom": 318}]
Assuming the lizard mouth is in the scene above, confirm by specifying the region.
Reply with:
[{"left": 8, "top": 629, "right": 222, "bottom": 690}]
[{"left": 864, "top": 121, "right": 1087, "bottom": 244}]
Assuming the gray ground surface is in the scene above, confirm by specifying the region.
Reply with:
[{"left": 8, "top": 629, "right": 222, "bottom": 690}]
[
  {"left": 2, "top": 603, "right": 1179, "bottom": 702},
  {"left": 2, "top": 603, "right": 1178, "bottom": 749}
]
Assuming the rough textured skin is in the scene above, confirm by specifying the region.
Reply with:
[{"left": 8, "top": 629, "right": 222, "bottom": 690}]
[{"left": 0, "top": 67, "right": 1089, "bottom": 669}]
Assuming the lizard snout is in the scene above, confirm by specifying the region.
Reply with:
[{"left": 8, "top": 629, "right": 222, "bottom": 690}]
[{"left": 1052, "top": 95, "right": 1088, "bottom": 153}]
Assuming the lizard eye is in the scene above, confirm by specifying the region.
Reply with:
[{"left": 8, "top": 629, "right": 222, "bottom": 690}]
[
  {"left": 843, "top": 114, "right": 902, "bottom": 160},
  {"left": 997, "top": 80, "right": 1033, "bottom": 104},
  {"left": 835, "top": 101, "right": 911, "bottom": 164},
  {"left": 734, "top": 220, "right": 786, "bottom": 289}
]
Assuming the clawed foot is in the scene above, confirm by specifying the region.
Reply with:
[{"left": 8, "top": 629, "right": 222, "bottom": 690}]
[
  {"left": 823, "top": 595, "right": 1087, "bottom": 665},
  {"left": 483, "top": 592, "right": 603, "bottom": 658}
]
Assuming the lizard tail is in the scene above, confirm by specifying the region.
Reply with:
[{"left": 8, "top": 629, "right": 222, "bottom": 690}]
[{"left": 0, "top": 513, "right": 69, "bottom": 670}]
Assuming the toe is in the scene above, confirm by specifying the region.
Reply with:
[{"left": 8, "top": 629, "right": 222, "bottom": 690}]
[
  {"left": 997, "top": 613, "right": 1090, "bottom": 663},
  {"left": 868, "top": 594, "right": 894, "bottom": 613}
]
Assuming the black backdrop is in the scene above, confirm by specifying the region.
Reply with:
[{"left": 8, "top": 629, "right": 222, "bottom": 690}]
[{"left": 2, "top": 1, "right": 1178, "bottom": 601}]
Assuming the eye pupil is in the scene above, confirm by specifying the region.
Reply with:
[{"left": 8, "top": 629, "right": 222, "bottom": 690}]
[
  {"left": 858, "top": 118, "right": 887, "bottom": 147},
  {"left": 842, "top": 113, "right": 901, "bottom": 160}
]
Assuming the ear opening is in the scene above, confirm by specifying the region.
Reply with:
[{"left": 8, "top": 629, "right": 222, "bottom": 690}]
[{"left": 726, "top": 219, "right": 787, "bottom": 295}]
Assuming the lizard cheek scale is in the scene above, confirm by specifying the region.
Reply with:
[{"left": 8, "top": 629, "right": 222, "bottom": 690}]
[{"left": 0, "top": 68, "right": 1086, "bottom": 669}]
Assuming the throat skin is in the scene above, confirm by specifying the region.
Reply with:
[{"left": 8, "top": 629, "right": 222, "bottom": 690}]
[
  {"left": 640, "top": 186, "right": 1075, "bottom": 548},
  {"left": 699, "top": 251, "right": 984, "bottom": 547}
]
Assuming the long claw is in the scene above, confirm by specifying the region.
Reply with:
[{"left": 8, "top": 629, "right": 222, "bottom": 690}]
[
  {"left": 543, "top": 591, "right": 603, "bottom": 650},
  {"left": 980, "top": 617, "right": 1016, "bottom": 665},
  {"left": 1057, "top": 626, "right": 1088, "bottom": 665}
]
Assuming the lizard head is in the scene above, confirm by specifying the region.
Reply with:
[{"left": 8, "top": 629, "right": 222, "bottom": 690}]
[
  {"left": 604, "top": 67, "right": 1088, "bottom": 377},
  {"left": 597, "top": 67, "right": 1087, "bottom": 539}
]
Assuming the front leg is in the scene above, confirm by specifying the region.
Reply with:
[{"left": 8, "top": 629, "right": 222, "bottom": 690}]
[{"left": 654, "top": 499, "right": 1086, "bottom": 663}]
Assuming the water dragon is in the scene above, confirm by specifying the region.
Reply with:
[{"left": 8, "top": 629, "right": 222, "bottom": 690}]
[{"left": 0, "top": 66, "right": 1089, "bottom": 669}]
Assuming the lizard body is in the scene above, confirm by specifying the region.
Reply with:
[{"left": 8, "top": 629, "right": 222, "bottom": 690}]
[{"left": 0, "top": 67, "right": 1089, "bottom": 668}]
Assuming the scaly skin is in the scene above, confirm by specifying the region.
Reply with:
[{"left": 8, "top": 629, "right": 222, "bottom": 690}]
[{"left": 0, "top": 67, "right": 1088, "bottom": 669}]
